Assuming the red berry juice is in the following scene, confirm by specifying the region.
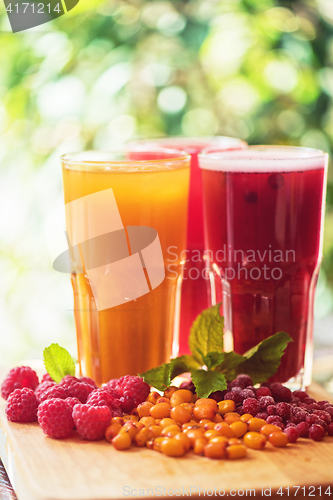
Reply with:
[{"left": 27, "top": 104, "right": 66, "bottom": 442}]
[
  {"left": 200, "top": 147, "right": 327, "bottom": 386},
  {"left": 128, "top": 137, "right": 246, "bottom": 355}
]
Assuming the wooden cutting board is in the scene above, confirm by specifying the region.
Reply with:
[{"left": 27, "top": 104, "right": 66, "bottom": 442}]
[{"left": 1, "top": 383, "right": 333, "bottom": 500}]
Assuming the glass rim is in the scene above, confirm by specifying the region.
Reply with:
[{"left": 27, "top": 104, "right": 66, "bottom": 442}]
[
  {"left": 61, "top": 149, "right": 191, "bottom": 172},
  {"left": 199, "top": 145, "right": 328, "bottom": 172}
]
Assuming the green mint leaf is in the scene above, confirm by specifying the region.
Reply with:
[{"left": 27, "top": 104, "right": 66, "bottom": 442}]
[
  {"left": 43, "top": 343, "right": 75, "bottom": 383},
  {"left": 202, "top": 351, "right": 225, "bottom": 370},
  {"left": 189, "top": 303, "right": 224, "bottom": 365},
  {"left": 229, "top": 332, "right": 293, "bottom": 385},
  {"left": 139, "top": 363, "right": 171, "bottom": 391},
  {"left": 169, "top": 355, "right": 201, "bottom": 380},
  {"left": 191, "top": 369, "right": 227, "bottom": 398},
  {"left": 215, "top": 351, "right": 245, "bottom": 373}
]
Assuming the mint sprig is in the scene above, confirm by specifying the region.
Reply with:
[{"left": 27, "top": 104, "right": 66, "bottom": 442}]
[
  {"left": 140, "top": 304, "right": 293, "bottom": 397},
  {"left": 43, "top": 343, "right": 76, "bottom": 383}
]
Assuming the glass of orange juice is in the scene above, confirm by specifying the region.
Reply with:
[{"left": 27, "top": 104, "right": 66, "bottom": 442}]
[{"left": 61, "top": 150, "right": 190, "bottom": 385}]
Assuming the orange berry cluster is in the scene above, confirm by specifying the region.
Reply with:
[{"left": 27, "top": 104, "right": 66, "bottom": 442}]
[{"left": 105, "top": 387, "right": 290, "bottom": 459}]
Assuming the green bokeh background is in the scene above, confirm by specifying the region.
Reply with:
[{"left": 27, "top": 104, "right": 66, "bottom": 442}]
[{"left": 0, "top": 0, "right": 333, "bottom": 365}]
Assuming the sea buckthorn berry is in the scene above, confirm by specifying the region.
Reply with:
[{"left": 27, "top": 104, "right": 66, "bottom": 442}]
[
  {"left": 260, "top": 424, "right": 282, "bottom": 437},
  {"left": 161, "top": 437, "right": 185, "bottom": 457},
  {"left": 137, "top": 402, "right": 154, "bottom": 418},
  {"left": 170, "top": 394, "right": 185, "bottom": 407},
  {"left": 123, "top": 414, "right": 139, "bottom": 422},
  {"left": 230, "top": 421, "right": 248, "bottom": 438},
  {"left": 112, "top": 432, "right": 132, "bottom": 450},
  {"left": 185, "top": 428, "right": 206, "bottom": 444},
  {"left": 193, "top": 404, "right": 216, "bottom": 421},
  {"left": 146, "top": 439, "right": 155, "bottom": 450},
  {"left": 182, "top": 421, "right": 197, "bottom": 431},
  {"left": 174, "top": 432, "right": 191, "bottom": 452},
  {"left": 214, "top": 413, "right": 223, "bottom": 423},
  {"left": 218, "top": 400, "right": 236, "bottom": 415},
  {"left": 209, "top": 436, "right": 228, "bottom": 445},
  {"left": 120, "top": 421, "right": 140, "bottom": 439},
  {"left": 164, "top": 386, "right": 178, "bottom": 399},
  {"left": 214, "top": 422, "right": 234, "bottom": 438},
  {"left": 159, "top": 418, "right": 177, "bottom": 428},
  {"left": 149, "top": 425, "right": 162, "bottom": 437},
  {"left": 241, "top": 414, "right": 254, "bottom": 423},
  {"left": 134, "top": 427, "right": 154, "bottom": 447},
  {"left": 248, "top": 418, "right": 267, "bottom": 432},
  {"left": 193, "top": 437, "right": 208, "bottom": 455},
  {"left": 147, "top": 392, "right": 160, "bottom": 404},
  {"left": 153, "top": 436, "right": 165, "bottom": 452},
  {"left": 139, "top": 416, "right": 156, "bottom": 427},
  {"left": 227, "top": 444, "right": 247, "bottom": 460},
  {"left": 244, "top": 432, "right": 266, "bottom": 450},
  {"left": 149, "top": 403, "right": 171, "bottom": 419},
  {"left": 180, "top": 402, "right": 193, "bottom": 412},
  {"left": 223, "top": 413, "right": 241, "bottom": 425},
  {"left": 195, "top": 398, "right": 218, "bottom": 410},
  {"left": 161, "top": 425, "right": 181, "bottom": 437},
  {"left": 204, "top": 429, "right": 221, "bottom": 440},
  {"left": 172, "top": 390, "right": 193, "bottom": 403},
  {"left": 156, "top": 397, "right": 170, "bottom": 405},
  {"left": 228, "top": 438, "right": 242, "bottom": 446},
  {"left": 170, "top": 406, "right": 192, "bottom": 424},
  {"left": 268, "top": 432, "right": 289, "bottom": 447},
  {"left": 202, "top": 422, "right": 216, "bottom": 430},
  {"left": 111, "top": 417, "right": 124, "bottom": 425},
  {"left": 204, "top": 442, "right": 227, "bottom": 459},
  {"left": 105, "top": 423, "right": 122, "bottom": 442}
]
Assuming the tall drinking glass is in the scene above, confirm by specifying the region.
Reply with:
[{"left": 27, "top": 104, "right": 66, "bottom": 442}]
[
  {"left": 61, "top": 150, "right": 190, "bottom": 385},
  {"left": 128, "top": 137, "right": 247, "bottom": 356},
  {"left": 199, "top": 146, "right": 328, "bottom": 388}
]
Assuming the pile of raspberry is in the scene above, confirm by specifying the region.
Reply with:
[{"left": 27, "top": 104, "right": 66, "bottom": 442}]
[
  {"left": 197, "top": 374, "right": 333, "bottom": 442},
  {"left": 1, "top": 366, "right": 149, "bottom": 440}
]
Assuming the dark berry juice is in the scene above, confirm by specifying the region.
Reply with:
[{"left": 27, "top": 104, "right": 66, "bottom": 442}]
[
  {"left": 200, "top": 147, "right": 327, "bottom": 386},
  {"left": 128, "top": 137, "right": 246, "bottom": 355}
]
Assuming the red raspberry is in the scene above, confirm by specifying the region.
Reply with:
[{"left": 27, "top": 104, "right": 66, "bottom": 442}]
[
  {"left": 87, "top": 389, "right": 122, "bottom": 416},
  {"left": 312, "top": 410, "right": 332, "bottom": 425},
  {"left": 256, "top": 412, "right": 268, "bottom": 420},
  {"left": 285, "top": 426, "right": 299, "bottom": 443},
  {"left": 59, "top": 375, "right": 80, "bottom": 387},
  {"left": 104, "top": 376, "right": 150, "bottom": 413},
  {"left": 327, "top": 423, "right": 333, "bottom": 436},
  {"left": 208, "top": 390, "right": 227, "bottom": 402},
  {"left": 270, "top": 383, "right": 292, "bottom": 402},
  {"left": 73, "top": 404, "right": 111, "bottom": 440},
  {"left": 41, "top": 373, "right": 54, "bottom": 383},
  {"left": 5, "top": 388, "right": 38, "bottom": 422},
  {"left": 293, "top": 390, "right": 309, "bottom": 401},
  {"left": 240, "top": 389, "right": 256, "bottom": 401},
  {"left": 38, "top": 399, "right": 74, "bottom": 438},
  {"left": 79, "top": 377, "right": 97, "bottom": 388},
  {"left": 266, "top": 415, "right": 283, "bottom": 425},
  {"left": 35, "top": 381, "right": 56, "bottom": 402},
  {"left": 1, "top": 366, "right": 39, "bottom": 400},
  {"left": 38, "top": 385, "right": 69, "bottom": 403},
  {"left": 223, "top": 391, "right": 243, "bottom": 405},
  {"left": 67, "top": 382, "right": 94, "bottom": 403},
  {"left": 179, "top": 380, "right": 196, "bottom": 394},
  {"left": 308, "top": 423, "right": 325, "bottom": 441},
  {"left": 64, "top": 397, "right": 81, "bottom": 412}
]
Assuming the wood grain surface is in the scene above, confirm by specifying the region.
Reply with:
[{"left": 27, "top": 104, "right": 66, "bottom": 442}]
[{"left": 0, "top": 383, "right": 333, "bottom": 500}]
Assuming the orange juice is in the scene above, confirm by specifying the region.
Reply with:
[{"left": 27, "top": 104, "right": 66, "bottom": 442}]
[{"left": 62, "top": 151, "right": 190, "bottom": 385}]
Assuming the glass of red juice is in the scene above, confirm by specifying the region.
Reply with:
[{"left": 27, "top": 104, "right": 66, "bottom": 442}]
[
  {"left": 127, "top": 137, "right": 247, "bottom": 356},
  {"left": 199, "top": 146, "right": 328, "bottom": 388}
]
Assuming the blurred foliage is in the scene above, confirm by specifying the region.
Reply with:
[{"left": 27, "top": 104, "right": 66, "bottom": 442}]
[{"left": 1, "top": 0, "right": 333, "bottom": 362}]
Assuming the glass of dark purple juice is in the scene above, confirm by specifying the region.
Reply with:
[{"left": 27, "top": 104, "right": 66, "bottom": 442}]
[{"left": 199, "top": 146, "right": 328, "bottom": 389}]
